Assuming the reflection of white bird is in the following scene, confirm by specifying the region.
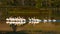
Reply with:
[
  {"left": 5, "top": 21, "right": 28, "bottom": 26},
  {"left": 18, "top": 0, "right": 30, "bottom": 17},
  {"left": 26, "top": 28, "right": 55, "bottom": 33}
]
[
  {"left": 6, "top": 22, "right": 14, "bottom": 24},
  {"left": 6, "top": 21, "right": 9, "bottom": 24}
]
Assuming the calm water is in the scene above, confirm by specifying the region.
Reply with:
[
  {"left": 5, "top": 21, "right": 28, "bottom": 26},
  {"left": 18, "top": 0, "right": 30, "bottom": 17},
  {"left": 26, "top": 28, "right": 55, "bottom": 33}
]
[
  {"left": 56, "top": 20, "right": 60, "bottom": 22},
  {"left": 0, "top": 30, "right": 60, "bottom": 34}
]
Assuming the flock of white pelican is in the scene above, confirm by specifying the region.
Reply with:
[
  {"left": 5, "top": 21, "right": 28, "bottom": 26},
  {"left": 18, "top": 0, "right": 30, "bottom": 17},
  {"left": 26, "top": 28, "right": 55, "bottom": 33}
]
[{"left": 6, "top": 17, "right": 56, "bottom": 25}]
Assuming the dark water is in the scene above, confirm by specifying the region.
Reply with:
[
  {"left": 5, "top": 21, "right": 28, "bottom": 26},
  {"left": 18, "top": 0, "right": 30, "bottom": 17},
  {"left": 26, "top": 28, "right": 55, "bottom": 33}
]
[
  {"left": 56, "top": 20, "right": 60, "bottom": 22},
  {"left": 0, "top": 30, "right": 60, "bottom": 34}
]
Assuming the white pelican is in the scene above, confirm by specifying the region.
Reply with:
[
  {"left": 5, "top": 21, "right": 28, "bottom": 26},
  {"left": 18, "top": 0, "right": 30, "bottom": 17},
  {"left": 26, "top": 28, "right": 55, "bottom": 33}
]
[{"left": 43, "top": 19, "right": 47, "bottom": 23}]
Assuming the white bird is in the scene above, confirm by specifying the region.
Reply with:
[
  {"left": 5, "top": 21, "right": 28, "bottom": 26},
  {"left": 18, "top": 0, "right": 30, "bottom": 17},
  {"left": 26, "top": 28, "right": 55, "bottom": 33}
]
[
  {"left": 43, "top": 19, "right": 47, "bottom": 23},
  {"left": 53, "top": 19, "right": 56, "bottom": 22},
  {"left": 48, "top": 19, "right": 52, "bottom": 22}
]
